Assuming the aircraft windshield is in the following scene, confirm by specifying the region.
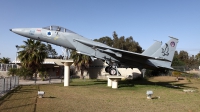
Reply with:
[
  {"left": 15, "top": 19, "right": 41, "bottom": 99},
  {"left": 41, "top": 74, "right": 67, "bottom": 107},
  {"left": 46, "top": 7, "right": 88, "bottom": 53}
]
[{"left": 42, "top": 26, "right": 76, "bottom": 34}]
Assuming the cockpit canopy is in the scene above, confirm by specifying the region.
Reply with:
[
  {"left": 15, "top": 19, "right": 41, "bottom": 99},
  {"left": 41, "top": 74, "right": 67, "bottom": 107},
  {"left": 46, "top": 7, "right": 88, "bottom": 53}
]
[{"left": 42, "top": 26, "right": 76, "bottom": 34}]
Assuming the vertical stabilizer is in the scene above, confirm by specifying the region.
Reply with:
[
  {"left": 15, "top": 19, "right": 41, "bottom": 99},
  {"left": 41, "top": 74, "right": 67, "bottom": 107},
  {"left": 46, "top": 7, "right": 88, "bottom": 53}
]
[
  {"left": 151, "top": 37, "right": 179, "bottom": 67},
  {"left": 142, "top": 40, "right": 162, "bottom": 56}
]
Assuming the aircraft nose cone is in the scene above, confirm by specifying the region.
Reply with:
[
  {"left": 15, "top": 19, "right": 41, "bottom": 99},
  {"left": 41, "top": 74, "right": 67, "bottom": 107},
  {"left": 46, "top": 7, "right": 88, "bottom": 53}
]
[
  {"left": 10, "top": 28, "right": 24, "bottom": 34},
  {"left": 10, "top": 28, "right": 38, "bottom": 39},
  {"left": 9, "top": 28, "right": 28, "bottom": 37}
]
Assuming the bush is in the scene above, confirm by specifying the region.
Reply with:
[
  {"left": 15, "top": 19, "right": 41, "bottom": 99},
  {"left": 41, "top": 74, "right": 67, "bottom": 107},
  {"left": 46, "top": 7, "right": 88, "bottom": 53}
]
[
  {"left": 172, "top": 71, "right": 181, "bottom": 77},
  {"left": 39, "top": 71, "right": 48, "bottom": 81},
  {"left": 16, "top": 67, "right": 33, "bottom": 79},
  {"left": 7, "top": 68, "right": 17, "bottom": 76}
]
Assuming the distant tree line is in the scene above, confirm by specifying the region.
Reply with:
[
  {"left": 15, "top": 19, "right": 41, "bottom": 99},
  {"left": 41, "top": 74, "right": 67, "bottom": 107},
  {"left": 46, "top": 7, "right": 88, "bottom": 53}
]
[
  {"left": 94, "top": 31, "right": 143, "bottom": 53},
  {"left": 172, "top": 50, "right": 200, "bottom": 71}
]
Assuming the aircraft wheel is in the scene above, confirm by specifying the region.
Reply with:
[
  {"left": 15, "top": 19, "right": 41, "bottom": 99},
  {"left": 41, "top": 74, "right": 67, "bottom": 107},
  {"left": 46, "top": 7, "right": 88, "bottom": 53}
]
[
  {"left": 105, "top": 66, "right": 111, "bottom": 73},
  {"left": 109, "top": 68, "right": 117, "bottom": 75}
]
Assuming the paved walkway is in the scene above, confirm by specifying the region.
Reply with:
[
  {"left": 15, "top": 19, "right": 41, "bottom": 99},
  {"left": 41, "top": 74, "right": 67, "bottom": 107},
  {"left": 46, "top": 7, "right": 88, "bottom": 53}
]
[{"left": 19, "top": 79, "right": 63, "bottom": 85}]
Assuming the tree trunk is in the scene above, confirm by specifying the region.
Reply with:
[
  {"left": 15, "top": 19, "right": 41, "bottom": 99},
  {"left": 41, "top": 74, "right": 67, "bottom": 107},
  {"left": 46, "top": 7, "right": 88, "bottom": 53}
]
[
  {"left": 34, "top": 73, "right": 37, "bottom": 84},
  {"left": 80, "top": 69, "right": 84, "bottom": 79}
]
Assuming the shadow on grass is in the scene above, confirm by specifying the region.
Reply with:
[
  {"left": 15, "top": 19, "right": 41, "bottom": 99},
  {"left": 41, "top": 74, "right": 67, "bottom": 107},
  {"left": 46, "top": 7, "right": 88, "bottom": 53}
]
[
  {"left": 55, "top": 78, "right": 197, "bottom": 90},
  {"left": 70, "top": 79, "right": 107, "bottom": 86},
  {"left": 2, "top": 96, "right": 36, "bottom": 101},
  {"left": 0, "top": 103, "right": 35, "bottom": 111},
  {"left": 13, "top": 90, "right": 36, "bottom": 94},
  {"left": 118, "top": 78, "right": 196, "bottom": 89},
  {"left": 42, "top": 96, "right": 56, "bottom": 98},
  {"left": 67, "top": 78, "right": 191, "bottom": 89},
  {"left": 0, "top": 85, "right": 37, "bottom": 108},
  {"left": 0, "top": 86, "right": 22, "bottom": 101},
  {"left": 11, "top": 86, "right": 37, "bottom": 94},
  {"left": 0, "top": 86, "right": 23, "bottom": 108}
]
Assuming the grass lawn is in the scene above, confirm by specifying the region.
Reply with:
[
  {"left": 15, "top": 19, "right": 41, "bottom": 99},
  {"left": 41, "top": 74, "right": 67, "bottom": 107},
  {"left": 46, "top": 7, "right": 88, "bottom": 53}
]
[{"left": 1, "top": 76, "right": 200, "bottom": 112}]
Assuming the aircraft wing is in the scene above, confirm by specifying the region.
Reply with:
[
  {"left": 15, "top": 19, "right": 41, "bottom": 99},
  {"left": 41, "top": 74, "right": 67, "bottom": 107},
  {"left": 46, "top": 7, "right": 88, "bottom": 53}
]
[{"left": 74, "top": 39, "right": 171, "bottom": 62}]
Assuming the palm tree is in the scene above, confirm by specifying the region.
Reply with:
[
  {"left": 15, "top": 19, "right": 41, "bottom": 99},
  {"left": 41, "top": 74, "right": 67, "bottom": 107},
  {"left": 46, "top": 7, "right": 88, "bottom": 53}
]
[
  {"left": 0, "top": 57, "right": 10, "bottom": 71},
  {"left": 46, "top": 44, "right": 58, "bottom": 58},
  {"left": 0, "top": 57, "right": 10, "bottom": 64},
  {"left": 18, "top": 39, "right": 48, "bottom": 79},
  {"left": 70, "top": 50, "right": 91, "bottom": 79}
]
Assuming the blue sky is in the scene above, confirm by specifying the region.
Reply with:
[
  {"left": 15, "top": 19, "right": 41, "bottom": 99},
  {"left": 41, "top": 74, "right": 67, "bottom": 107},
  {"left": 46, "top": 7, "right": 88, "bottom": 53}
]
[{"left": 0, "top": 0, "right": 200, "bottom": 61}]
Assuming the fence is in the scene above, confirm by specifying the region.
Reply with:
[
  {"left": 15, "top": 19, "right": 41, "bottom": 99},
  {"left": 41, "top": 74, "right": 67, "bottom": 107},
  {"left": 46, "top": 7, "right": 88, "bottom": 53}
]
[{"left": 0, "top": 76, "right": 19, "bottom": 94}]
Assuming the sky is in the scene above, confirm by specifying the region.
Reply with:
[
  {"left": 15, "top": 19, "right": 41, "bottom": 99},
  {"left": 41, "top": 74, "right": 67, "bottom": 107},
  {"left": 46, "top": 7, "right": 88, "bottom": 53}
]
[{"left": 0, "top": 0, "right": 200, "bottom": 61}]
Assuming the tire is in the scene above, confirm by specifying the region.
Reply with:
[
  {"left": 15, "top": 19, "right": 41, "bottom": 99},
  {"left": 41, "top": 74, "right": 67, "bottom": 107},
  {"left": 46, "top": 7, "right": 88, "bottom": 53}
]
[
  {"left": 105, "top": 66, "right": 110, "bottom": 73},
  {"left": 109, "top": 68, "right": 117, "bottom": 75}
]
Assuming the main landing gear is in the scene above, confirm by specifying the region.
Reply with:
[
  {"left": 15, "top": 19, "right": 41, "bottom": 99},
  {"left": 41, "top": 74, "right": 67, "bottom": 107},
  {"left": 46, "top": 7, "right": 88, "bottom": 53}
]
[
  {"left": 105, "top": 66, "right": 120, "bottom": 76},
  {"left": 104, "top": 60, "right": 121, "bottom": 76}
]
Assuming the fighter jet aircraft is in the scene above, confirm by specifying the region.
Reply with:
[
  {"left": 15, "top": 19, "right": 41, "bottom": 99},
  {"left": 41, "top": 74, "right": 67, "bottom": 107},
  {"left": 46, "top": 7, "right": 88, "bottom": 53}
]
[{"left": 10, "top": 25, "right": 178, "bottom": 75}]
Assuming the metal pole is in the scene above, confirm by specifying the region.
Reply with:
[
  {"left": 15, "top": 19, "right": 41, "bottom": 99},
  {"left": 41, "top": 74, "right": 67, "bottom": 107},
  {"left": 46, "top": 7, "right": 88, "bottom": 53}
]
[
  {"left": 6, "top": 64, "right": 8, "bottom": 71},
  {"left": 49, "top": 73, "right": 51, "bottom": 84},
  {"left": 17, "top": 76, "right": 19, "bottom": 86},
  {"left": 10, "top": 77, "right": 11, "bottom": 90},
  {"left": 35, "top": 74, "right": 36, "bottom": 85},
  {"left": 15, "top": 45, "right": 19, "bottom": 64},
  {"left": 142, "top": 69, "right": 146, "bottom": 78},
  {"left": 14, "top": 76, "right": 16, "bottom": 87},
  {"left": 7, "top": 78, "right": 8, "bottom": 91},
  {"left": 3, "top": 78, "right": 5, "bottom": 93}
]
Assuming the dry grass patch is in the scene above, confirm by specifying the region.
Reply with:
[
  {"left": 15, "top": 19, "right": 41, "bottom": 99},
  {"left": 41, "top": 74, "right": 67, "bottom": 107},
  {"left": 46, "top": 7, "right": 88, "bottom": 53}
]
[{"left": 1, "top": 77, "right": 200, "bottom": 112}]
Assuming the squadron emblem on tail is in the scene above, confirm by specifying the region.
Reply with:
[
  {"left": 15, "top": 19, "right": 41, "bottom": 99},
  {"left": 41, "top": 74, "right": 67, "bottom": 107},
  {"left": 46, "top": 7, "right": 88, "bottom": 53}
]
[{"left": 162, "top": 43, "right": 169, "bottom": 56}]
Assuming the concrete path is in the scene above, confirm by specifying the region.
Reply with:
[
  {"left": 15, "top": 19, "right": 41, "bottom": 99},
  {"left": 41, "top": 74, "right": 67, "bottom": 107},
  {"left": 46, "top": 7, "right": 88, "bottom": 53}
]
[{"left": 19, "top": 79, "right": 63, "bottom": 85}]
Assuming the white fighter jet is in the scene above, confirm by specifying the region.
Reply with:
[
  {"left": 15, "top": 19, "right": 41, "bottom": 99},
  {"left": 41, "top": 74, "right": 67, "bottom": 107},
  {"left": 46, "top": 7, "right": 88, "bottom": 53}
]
[{"left": 10, "top": 25, "right": 178, "bottom": 75}]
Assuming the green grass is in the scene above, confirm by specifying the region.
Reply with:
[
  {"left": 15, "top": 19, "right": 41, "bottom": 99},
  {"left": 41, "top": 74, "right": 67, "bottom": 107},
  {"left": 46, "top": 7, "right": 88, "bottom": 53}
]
[{"left": 1, "top": 76, "right": 200, "bottom": 112}]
